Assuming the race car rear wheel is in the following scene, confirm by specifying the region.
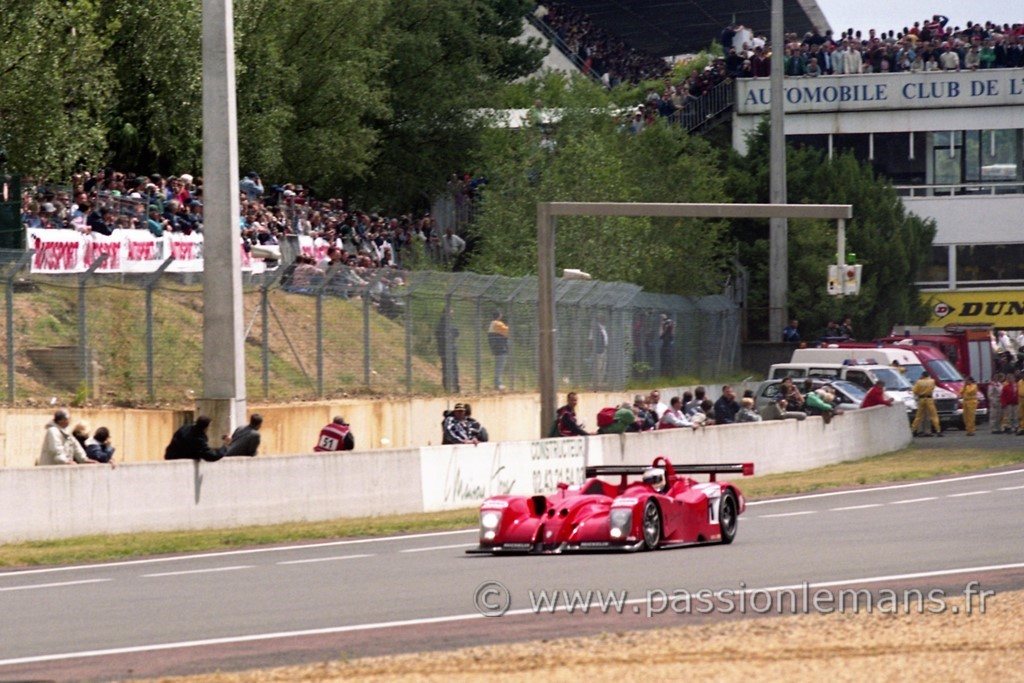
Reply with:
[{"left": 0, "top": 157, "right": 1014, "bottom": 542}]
[
  {"left": 642, "top": 500, "right": 662, "bottom": 550},
  {"left": 719, "top": 491, "right": 738, "bottom": 544}
]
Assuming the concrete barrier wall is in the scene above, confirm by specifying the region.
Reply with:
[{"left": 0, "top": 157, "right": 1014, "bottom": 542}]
[
  {"left": 0, "top": 386, "right": 693, "bottom": 468},
  {"left": 592, "top": 404, "right": 912, "bottom": 475},
  {"left": 0, "top": 449, "right": 423, "bottom": 542},
  {"left": 0, "top": 401, "right": 910, "bottom": 543}
]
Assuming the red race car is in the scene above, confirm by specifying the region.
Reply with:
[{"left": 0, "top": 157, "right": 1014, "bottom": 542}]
[{"left": 468, "top": 457, "right": 753, "bottom": 554}]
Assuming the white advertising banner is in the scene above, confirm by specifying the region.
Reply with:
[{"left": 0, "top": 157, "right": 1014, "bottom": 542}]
[
  {"left": 735, "top": 69, "right": 1024, "bottom": 115},
  {"left": 419, "top": 437, "right": 588, "bottom": 512},
  {"left": 26, "top": 228, "right": 267, "bottom": 274}
]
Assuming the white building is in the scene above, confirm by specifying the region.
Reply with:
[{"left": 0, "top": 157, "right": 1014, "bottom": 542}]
[{"left": 732, "top": 68, "right": 1024, "bottom": 328}]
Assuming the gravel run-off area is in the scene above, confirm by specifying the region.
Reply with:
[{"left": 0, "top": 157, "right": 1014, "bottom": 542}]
[{"left": 148, "top": 589, "right": 1024, "bottom": 682}]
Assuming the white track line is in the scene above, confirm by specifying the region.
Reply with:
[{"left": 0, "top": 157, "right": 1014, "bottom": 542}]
[
  {"left": 758, "top": 511, "right": 817, "bottom": 519},
  {"left": 947, "top": 490, "right": 990, "bottom": 498},
  {"left": 399, "top": 543, "right": 477, "bottom": 553},
  {"left": 277, "top": 554, "right": 375, "bottom": 566},
  {"left": 142, "top": 565, "right": 253, "bottom": 578},
  {"left": 998, "top": 485, "right": 1024, "bottom": 491},
  {"left": 890, "top": 497, "right": 938, "bottom": 505},
  {"left": 0, "top": 579, "right": 110, "bottom": 592},
  {"left": 3, "top": 470, "right": 1022, "bottom": 580},
  {"left": 830, "top": 504, "right": 884, "bottom": 512},
  {"left": 0, "top": 529, "right": 477, "bottom": 578},
  {"left": 3, "top": 561, "right": 1023, "bottom": 668},
  {"left": 746, "top": 468, "right": 1024, "bottom": 506}
]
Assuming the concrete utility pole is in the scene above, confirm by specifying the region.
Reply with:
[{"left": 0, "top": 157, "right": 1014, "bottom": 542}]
[
  {"left": 199, "top": 0, "right": 247, "bottom": 436},
  {"left": 768, "top": 0, "right": 788, "bottom": 342}
]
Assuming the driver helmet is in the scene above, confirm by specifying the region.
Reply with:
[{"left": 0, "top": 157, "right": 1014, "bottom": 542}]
[{"left": 642, "top": 467, "right": 665, "bottom": 489}]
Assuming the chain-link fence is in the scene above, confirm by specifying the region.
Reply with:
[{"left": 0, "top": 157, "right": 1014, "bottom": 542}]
[{"left": 0, "top": 250, "right": 740, "bottom": 405}]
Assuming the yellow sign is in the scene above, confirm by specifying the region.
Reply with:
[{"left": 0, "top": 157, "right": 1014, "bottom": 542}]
[{"left": 922, "top": 290, "right": 1024, "bottom": 327}]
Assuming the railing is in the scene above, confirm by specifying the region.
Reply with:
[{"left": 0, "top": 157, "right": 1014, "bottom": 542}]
[
  {"left": 667, "top": 79, "right": 735, "bottom": 134},
  {"left": 525, "top": 12, "right": 602, "bottom": 84},
  {"left": 896, "top": 182, "right": 1024, "bottom": 198}
]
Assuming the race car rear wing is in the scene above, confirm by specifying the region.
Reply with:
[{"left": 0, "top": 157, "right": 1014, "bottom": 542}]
[{"left": 586, "top": 463, "right": 754, "bottom": 481}]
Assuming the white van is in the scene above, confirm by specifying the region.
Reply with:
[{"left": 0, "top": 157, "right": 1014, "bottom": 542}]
[
  {"left": 790, "top": 347, "right": 923, "bottom": 377},
  {"left": 767, "top": 361, "right": 935, "bottom": 414}
]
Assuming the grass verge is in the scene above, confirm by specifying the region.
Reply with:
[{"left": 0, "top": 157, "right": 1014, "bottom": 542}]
[{"left": 2, "top": 447, "right": 1021, "bottom": 569}]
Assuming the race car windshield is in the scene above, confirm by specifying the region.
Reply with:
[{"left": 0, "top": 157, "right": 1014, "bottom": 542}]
[
  {"left": 873, "top": 369, "right": 912, "bottom": 390},
  {"left": 925, "top": 359, "right": 963, "bottom": 382}
]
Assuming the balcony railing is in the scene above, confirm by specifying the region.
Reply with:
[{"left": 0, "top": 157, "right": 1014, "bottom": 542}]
[{"left": 896, "top": 182, "right": 1024, "bottom": 198}]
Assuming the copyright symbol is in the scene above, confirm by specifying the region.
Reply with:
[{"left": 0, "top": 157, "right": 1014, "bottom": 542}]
[{"left": 474, "top": 580, "right": 511, "bottom": 617}]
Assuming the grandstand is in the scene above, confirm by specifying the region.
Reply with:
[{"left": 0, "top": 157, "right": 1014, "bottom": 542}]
[{"left": 549, "top": 0, "right": 827, "bottom": 57}]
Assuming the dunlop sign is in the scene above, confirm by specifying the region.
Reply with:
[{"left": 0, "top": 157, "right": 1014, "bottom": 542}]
[{"left": 924, "top": 291, "right": 1024, "bottom": 327}]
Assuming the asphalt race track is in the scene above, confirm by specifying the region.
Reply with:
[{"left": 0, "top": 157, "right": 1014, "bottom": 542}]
[{"left": 2, "top": 466, "right": 1023, "bottom": 681}]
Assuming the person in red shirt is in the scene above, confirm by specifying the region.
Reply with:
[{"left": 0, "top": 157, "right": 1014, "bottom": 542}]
[
  {"left": 314, "top": 416, "right": 355, "bottom": 452},
  {"left": 1000, "top": 377, "right": 1019, "bottom": 433},
  {"left": 861, "top": 380, "right": 894, "bottom": 408}
]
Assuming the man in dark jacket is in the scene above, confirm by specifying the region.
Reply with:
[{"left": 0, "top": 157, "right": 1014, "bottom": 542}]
[
  {"left": 225, "top": 414, "right": 263, "bottom": 457},
  {"left": 713, "top": 385, "right": 741, "bottom": 424},
  {"left": 164, "top": 416, "right": 228, "bottom": 462}
]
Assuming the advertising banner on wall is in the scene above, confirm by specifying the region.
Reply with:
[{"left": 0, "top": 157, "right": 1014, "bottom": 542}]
[
  {"left": 923, "top": 290, "right": 1024, "bottom": 327},
  {"left": 26, "top": 228, "right": 267, "bottom": 275},
  {"left": 419, "top": 437, "right": 588, "bottom": 512}
]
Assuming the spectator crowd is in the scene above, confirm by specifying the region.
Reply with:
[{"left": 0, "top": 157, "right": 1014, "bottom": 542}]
[
  {"left": 536, "top": 2, "right": 1024, "bottom": 129},
  {"left": 19, "top": 167, "right": 485, "bottom": 277}
]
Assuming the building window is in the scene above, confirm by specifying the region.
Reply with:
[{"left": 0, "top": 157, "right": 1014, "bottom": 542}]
[
  {"left": 921, "top": 246, "right": 949, "bottom": 283},
  {"left": 956, "top": 244, "right": 1024, "bottom": 283},
  {"left": 930, "top": 129, "right": 1022, "bottom": 192}
]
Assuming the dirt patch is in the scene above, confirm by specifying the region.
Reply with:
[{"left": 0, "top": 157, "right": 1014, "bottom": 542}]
[{"left": 144, "top": 590, "right": 1024, "bottom": 682}]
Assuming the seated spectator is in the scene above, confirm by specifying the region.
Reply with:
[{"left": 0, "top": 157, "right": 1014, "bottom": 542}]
[
  {"left": 314, "top": 415, "right": 355, "bottom": 451},
  {"left": 71, "top": 421, "right": 90, "bottom": 453},
  {"left": 780, "top": 376, "right": 805, "bottom": 410},
  {"left": 463, "top": 403, "right": 489, "bottom": 443},
  {"left": 553, "top": 391, "right": 589, "bottom": 436},
  {"left": 658, "top": 396, "right": 695, "bottom": 429},
  {"left": 442, "top": 403, "right": 478, "bottom": 444},
  {"left": 802, "top": 381, "right": 837, "bottom": 423},
  {"left": 736, "top": 397, "right": 762, "bottom": 422},
  {"left": 164, "top": 415, "right": 229, "bottom": 462},
  {"left": 647, "top": 390, "right": 667, "bottom": 420},
  {"left": 695, "top": 399, "right": 716, "bottom": 425},
  {"left": 759, "top": 396, "right": 807, "bottom": 421},
  {"left": 38, "top": 410, "right": 94, "bottom": 465},
  {"left": 684, "top": 386, "right": 706, "bottom": 416},
  {"left": 633, "top": 394, "right": 658, "bottom": 431},
  {"left": 84, "top": 426, "right": 116, "bottom": 464},
  {"left": 598, "top": 402, "right": 641, "bottom": 434},
  {"left": 861, "top": 380, "right": 894, "bottom": 408},
  {"left": 713, "top": 385, "right": 740, "bottom": 424},
  {"left": 225, "top": 414, "right": 263, "bottom": 456}
]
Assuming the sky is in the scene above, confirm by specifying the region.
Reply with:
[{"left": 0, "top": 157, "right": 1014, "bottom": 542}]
[{"left": 814, "top": 0, "right": 1017, "bottom": 36}]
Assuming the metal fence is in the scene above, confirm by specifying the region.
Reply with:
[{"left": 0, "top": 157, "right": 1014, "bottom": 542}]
[{"left": 0, "top": 250, "right": 740, "bottom": 405}]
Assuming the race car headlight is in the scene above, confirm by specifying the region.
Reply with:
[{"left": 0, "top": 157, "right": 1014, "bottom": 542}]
[
  {"left": 481, "top": 511, "right": 502, "bottom": 529},
  {"left": 609, "top": 508, "right": 632, "bottom": 539},
  {"left": 480, "top": 511, "right": 502, "bottom": 541}
]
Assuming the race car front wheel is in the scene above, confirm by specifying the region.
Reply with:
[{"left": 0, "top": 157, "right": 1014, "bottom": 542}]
[
  {"left": 642, "top": 500, "right": 662, "bottom": 550},
  {"left": 719, "top": 491, "right": 738, "bottom": 544}
]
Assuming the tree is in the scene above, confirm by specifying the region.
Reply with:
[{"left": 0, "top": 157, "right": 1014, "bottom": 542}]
[
  {"left": 235, "top": 0, "right": 389, "bottom": 191},
  {"left": 725, "top": 124, "right": 935, "bottom": 340},
  {"left": 0, "top": 0, "right": 111, "bottom": 179},
  {"left": 99, "top": 0, "right": 203, "bottom": 174},
  {"left": 467, "top": 83, "right": 732, "bottom": 294},
  {"left": 344, "top": 0, "right": 544, "bottom": 210}
]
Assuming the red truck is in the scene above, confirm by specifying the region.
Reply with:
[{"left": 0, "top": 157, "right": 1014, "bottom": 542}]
[
  {"left": 882, "top": 325, "right": 996, "bottom": 382},
  {"left": 823, "top": 335, "right": 988, "bottom": 429}
]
